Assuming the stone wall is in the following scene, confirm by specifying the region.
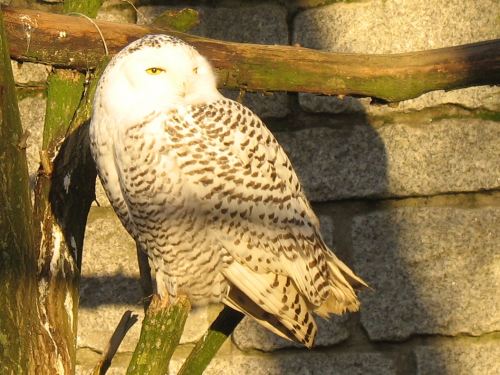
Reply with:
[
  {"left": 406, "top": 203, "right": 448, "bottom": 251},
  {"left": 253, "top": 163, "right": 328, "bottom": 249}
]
[{"left": 13, "top": 0, "right": 500, "bottom": 374}]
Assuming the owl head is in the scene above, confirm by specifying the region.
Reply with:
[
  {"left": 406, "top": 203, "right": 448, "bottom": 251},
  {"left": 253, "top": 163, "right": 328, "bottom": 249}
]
[{"left": 94, "top": 35, "right": 221, "bottom": 126}]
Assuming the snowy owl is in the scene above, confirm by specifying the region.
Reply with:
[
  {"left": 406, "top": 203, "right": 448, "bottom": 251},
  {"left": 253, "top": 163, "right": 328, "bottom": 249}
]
[{"left": 89, "top": 34, "right": 366, "bottom": 347}]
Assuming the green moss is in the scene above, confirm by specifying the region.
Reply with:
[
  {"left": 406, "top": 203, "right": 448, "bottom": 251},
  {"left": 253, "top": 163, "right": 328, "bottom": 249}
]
[
  {"left": 42, "top": 70, "right": 85, "bottom": 150},
  {"left": 15, "top": 84, "right": 47, "bottom": 101},
  {"left": 369, "top": 106, "right": 500, "bottom": 128},
  {"left": 476, "top": 110, "right": 500, "bottom": 122},
  {"left": 127, "top": 296, "right": 190, "bottom": 375},
  {"left": 152, "top": 8, "right": 200, "bottom": 33},
  {"left": 63, "top": 0, "right": 104, "bottom": 18}
]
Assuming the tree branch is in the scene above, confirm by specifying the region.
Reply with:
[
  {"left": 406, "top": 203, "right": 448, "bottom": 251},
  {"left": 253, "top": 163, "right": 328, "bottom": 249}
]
[
  {"left": 2, "top": 6, "right": 499, "bottom": 101},
  {"left": 178, "top": 306, "right": 244, "bottom": 375},
  {"left": 126, "top": 295, "right": 191, "bottom": 375}
]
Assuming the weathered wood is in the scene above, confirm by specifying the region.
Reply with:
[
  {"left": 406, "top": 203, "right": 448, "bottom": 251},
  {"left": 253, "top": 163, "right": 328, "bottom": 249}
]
[
  {"left": 2, "top": 6, "right": 499, "bottom": 101},
  {"left": 0, "top": 7, "right": 40, "bottom": 374},
  {"left": 126, "top": 295, "right": 191, "bottom": 375},
  {"left": 32, "top": 67, "right": 85, "bottom": 374},
  {"left": 178, "top": 307, "right": 245, "bottom": 375},
  {"left": 30, "top": 2, "right": 104, "bottom": 373}
]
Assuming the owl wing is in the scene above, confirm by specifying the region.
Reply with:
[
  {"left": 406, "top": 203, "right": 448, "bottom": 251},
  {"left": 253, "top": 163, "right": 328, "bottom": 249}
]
[{"left": 161, "top": 99, "right": 364, "bottom": 346}]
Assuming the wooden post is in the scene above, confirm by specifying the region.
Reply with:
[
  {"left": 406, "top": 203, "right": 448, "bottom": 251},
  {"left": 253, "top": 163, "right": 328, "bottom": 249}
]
[{"left": 0, "top": 7, "right": 40, "bottom": 373}]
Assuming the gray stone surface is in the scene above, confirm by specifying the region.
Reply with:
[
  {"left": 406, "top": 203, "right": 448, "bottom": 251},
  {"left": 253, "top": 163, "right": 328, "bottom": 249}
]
[
  {"left": 94, "top": 178, "right": 111, "bottom": 207},
  {"left": 137, "top": 4, "right": 290, "bottom": 118},
  {"left": 18, "top": 95, "right": 46, "bottom": 186},
  {"left": 138, "top": 5, "right": 288, "bottom": 45},
  {"left": 77, "top": 350, "right": 396, "bottom": 375},
  {"left": 351, "top": 206, "right": 500, "bottom": 341},
  {"left": 79, "top": 207, "right": 219, "bottom": 352},
  {"left": 294, "top": 0, "right": 500, "bottom": 53},
  {"left": 415, "top": 341, "right": 500, "bottom": 375},
  {"left": 275, "top": 119, "right": 500, "bottom": 201},
  {"left": 79, "top": 207, "right": 143, "bottom": 352},
  {"left": 233, "top": 314, "right": 349, "bottom": 351},
  {"left": 11, "top": 60, "right": 50, "bottom": 84},
  {"left": 318, "top": 214, "right": 334, "bottom": 249},
  {"left": 221, "top": 89, "right": 290, "bottom": 119},
  {"left": 294, "top": 0, "right": 500, "bottom": 114},
  {"left": 97, "top": 0, "right": 137, "bottom": 23},
  {"left": 169, "top": 351, "right": 396, "bottom": 375},
  {"left": 299, "top": 86, "right": 500, "bottom": 114},
  {"left": 275, "top": 125, "right": 386, "bottom": 201}
]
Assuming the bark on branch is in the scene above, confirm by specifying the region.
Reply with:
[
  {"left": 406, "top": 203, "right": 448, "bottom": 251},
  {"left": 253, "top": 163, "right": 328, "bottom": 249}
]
[
  {"left": 0, "top": 7, "right": 40, "bottom": 373},
  {"left": 2, "top": 6, "right": 500, "bottom": 102},
  {"left": 126, "top": 295, "right": 191, "bottom": 375}
]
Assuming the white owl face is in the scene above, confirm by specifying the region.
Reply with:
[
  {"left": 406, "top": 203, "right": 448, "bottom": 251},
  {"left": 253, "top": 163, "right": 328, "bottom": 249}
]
[{"left": 94, "top": 35, "right": 222, "bottom": 126}]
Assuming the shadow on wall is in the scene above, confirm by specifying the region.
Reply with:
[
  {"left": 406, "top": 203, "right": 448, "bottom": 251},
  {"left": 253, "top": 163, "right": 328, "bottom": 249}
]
[{"left": 270, "top": 97, "right": 449, "bottom": 374}]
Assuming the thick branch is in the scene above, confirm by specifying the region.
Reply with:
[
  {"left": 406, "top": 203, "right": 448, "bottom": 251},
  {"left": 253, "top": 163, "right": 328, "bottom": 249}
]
[
  {"left": 30, "top": 2, "right": 104, "bottom": 373},
  {"left": 178, "top": 307, "right": 244, "bottom": 375},
  {"left": 0, "top": 7, "right": 39, "bottom": 373},
  {"left": 126, "top": 295, "right": 191, "bottom": 375},
  {"left": 3, "top": 6, "right": 500, "bottom": 101}
]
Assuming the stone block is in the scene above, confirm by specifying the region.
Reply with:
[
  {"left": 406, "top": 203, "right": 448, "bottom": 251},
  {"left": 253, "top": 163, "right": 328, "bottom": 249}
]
[
  {"left": 94, "top": 178, "right": 111, "bottom": 207},
  {"left": 293, "top": 0, "right": 500, "bottom": 53},
  {"left": 294, "top": 0, "right": 500, "bottom": 113},
  {"left": 221, "top": 89, "right": 289, "bottom": 119},
  {"left": 275, "top": 119, "right": 500, "bottom": 201},
  {"left": 299, "top": 86, "right": 500, "bottom": 114},
  {"left": 169, "top": 351, "right": 396, "bottom": 375},
  {"left": 138, "top": 5, "right": 288, "bottom": 45},
  {"left": 232, "top": 314, "right": 349, "bottom": 351},
  {"left": 97, "top": 0, "right": 137, "bottom": 23},
  {"left": 351, "top": 206, "right": 500, "bottom": 341},
  {"left": 415, "top": 341, "right": 500, "bottom": 375},
  {"left": 318, "top": 214, "right": 334, "bottom": 249},
  {"left": 77, "top": 350, "right": 396, "bottom": 375},
  {"left": 11, "top": 60, "right": 50, "bottom": 84}
]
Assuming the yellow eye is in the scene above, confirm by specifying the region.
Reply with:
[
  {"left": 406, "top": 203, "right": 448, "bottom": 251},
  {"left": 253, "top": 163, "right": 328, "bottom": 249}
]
[{"left": 146, "top": 67, "right": 165, "bottom": 75}]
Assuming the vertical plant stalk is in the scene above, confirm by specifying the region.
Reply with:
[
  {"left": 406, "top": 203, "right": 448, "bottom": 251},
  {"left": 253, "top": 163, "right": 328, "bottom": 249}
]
[
  {"left": 126, "top": 295, "right": 191, "bottom": 375},
  {"left": 0, "top": 7, "right": 40, "bottom": 374},
  {"left": 92, "top": 310, "right": 138, "bottom": 375},
  {"left": 178, "top": 307, "right": 244, "bottom": 375}
]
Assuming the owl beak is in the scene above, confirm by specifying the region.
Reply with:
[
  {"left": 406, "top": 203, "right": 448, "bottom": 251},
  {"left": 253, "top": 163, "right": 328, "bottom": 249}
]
[{"left": 181, "top": 82, "right": 188, "bottom": 98}]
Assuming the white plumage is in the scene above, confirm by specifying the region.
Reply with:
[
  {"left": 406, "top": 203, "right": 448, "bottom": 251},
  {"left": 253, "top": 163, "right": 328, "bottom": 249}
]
[{"left": 90, "top": 34, "right": 366, "bottom": 347}]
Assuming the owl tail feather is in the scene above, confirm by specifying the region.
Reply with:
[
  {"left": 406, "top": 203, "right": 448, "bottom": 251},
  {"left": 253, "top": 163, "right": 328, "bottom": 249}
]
[
  {"left": 222, "top": 263, "right": 317, "bottom": 348},
  {"left": 315, "top": 252, "right": 368, "bottom": 318}
]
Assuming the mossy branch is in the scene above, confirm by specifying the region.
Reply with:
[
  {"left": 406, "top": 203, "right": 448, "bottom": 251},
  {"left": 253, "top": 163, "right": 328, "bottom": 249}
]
[
  {"left": 126, "top": 295, "right": 191, "bottom": 375},
  {"left": 3, "top": 6, "right": 500, "bottom": 102},
  {"left": 178, "top": 307, "right": 244, "bottom": 375},
  {"left": 30, "top": 1, "right": 105, "bottom": 373}
]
